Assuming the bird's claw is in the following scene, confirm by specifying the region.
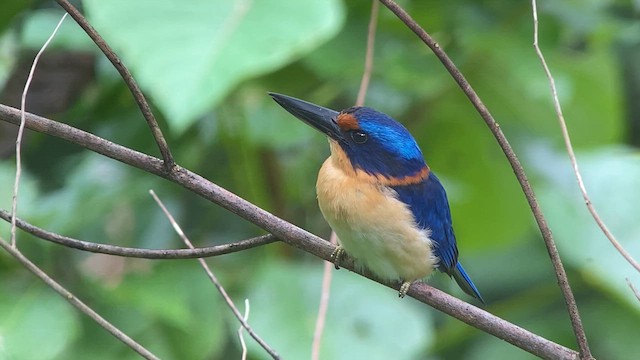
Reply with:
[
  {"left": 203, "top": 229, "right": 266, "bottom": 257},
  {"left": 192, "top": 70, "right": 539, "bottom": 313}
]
[
  {"left": 399, "top": 281, "right": 412, "bottom": 298},
  {"left": 330, "top": 246, "right": 345, "bottom": 270}
]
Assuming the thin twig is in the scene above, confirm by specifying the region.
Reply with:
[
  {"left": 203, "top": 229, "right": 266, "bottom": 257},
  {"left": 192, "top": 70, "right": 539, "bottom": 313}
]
[
  {"left": 55, "top": 0, "right": 174, "bottom": 171},
  {"left": 311, "top": 233, "right": 337, "bottom": 360},
  {"left": 7, "top": 13, "right": 158, "bottom": 359},
  {"left": 11, "top": 13, "right": 68, "bottom": 248},
  {"left": 238, "top": 299, "right": 250, "bottom": 360},
  {"left": 532, "top": 0, "right": 640, "bottom": 274},
  {"left": 0, "top": 104, "right": 579, "bottom": 359},
  {"left": 0, "top": 236, "right": 159, "bottom": 359},
  {"left": 626, "top": 278, "right": 640, "bottom": 302},
  {"left": 312, "top": 4, "right": 380, "bottom": 357},
  {"left": 356, "top": 0, "right": 379, "bottom": 107},
  {"left": 377, "top": 0, "right": 592, "bottom": 356},
  {"left": 149, "top": 190, "right": 280, "bottom": 360},
  {"left": 0, "top": 209, "right": 276, "bottom": 259}
]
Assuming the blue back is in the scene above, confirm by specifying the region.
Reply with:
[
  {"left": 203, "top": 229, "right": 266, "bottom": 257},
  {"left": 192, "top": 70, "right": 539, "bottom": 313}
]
[
  {"left": 391, "top": 173, "right": 459, "bottom": 274},
  {"left": 336, "top": 106, "right": 482, "bottom": 301},
  {"left": 338, "top": 107, "right": 460, "bottom": 273}
]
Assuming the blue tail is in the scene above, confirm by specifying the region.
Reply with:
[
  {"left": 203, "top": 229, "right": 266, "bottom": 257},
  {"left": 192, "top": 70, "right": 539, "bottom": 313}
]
[{"left": 452, "top": 263, "right": 484, "bottom": 304}]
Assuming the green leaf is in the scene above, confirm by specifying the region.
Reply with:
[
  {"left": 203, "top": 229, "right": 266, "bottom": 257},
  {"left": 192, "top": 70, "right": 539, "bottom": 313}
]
[
  {"left": 83, "top": 0, "right": 345, "bottom": 133},
  {"left": 534, "top": 146, "right": 640, "bottom": 307},
  {"left": 247, "top": 262, "right": 433, "bottom": 360},
  {"left": 419, "top": 94, "right": 534, "bottom": 251},
  {"left": 0, "top": 285, "right": 80, "bottom": 360},
  {"left": 232, "top": 86, "right": 317, "bottom": 149},
  {"left": 0, "top": 0, "right": 32, "bottom": 34},
  {"left": 20, "top": 9, "right": 95, "bottom": 50}
]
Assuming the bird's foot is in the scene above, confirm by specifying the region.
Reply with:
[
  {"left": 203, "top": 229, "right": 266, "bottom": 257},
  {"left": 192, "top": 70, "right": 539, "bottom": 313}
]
[
  {"left": 330, "top": 246, "right": 345, "bottom": 270},
  {"left": 399, "top": 281, "right": 413, "bottom": 298}
]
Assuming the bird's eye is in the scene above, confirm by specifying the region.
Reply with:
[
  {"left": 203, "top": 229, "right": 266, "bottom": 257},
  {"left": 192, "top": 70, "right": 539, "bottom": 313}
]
[{"left": 350, "top": 130, "right": 368, "bottom": 144}]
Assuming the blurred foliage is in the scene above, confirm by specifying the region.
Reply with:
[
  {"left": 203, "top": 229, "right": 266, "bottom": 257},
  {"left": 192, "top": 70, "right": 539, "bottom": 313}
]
[
  {"left": 83, "top": 0, "right": 345, "bottom": 133},
  {"left": 1, "top": 0, "right": 640, "bottom": 359},
  {"left": 247, "top": 262, "right": 432, "bottom": 359}
]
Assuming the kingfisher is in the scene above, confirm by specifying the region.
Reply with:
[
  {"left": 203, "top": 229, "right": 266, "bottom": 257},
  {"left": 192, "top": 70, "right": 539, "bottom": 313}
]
[{"left": 269, "top": 93, "right": 483, "bottom": 303}]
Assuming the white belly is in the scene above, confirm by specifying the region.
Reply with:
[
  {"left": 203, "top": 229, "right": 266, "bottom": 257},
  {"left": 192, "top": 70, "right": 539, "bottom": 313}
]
[{"left": 316, "top": 158, "right": 436, "bottom": 282}]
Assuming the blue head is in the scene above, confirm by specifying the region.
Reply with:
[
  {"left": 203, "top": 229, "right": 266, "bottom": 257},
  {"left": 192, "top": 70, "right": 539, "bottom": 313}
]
[
  {"left": 269, "top": 93, "right": 427, "bottom": 179},
  {"left": 334, "top": 107, "right": 425, "bottom": 178}
]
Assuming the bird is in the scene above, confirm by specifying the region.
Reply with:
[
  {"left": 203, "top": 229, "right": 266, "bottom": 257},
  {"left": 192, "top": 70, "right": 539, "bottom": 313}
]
[{"left": 269, "top": 92, "right": 484, "bottom": 303}]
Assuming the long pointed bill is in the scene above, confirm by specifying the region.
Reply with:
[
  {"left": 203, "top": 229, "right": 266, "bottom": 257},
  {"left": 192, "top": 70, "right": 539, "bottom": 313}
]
[{"left": 269, "top": 92, "right": 343, "bottom": 141}]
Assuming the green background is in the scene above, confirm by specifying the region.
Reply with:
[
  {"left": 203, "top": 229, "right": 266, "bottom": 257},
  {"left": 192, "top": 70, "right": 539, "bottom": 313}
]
[{"left": 1, "top": 0, "right": 639, "bottom": 359}]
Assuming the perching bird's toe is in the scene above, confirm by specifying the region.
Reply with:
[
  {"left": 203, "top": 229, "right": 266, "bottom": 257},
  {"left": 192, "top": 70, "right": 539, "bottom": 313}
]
[
  {"left": 330, "top": 246, "right": 345, "bottom": 270},
  {"left": 399, "top": 281, "right": 413, "bottom": 298}
]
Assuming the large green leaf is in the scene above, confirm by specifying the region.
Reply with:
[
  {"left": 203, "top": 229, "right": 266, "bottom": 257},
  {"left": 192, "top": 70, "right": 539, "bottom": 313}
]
[
  {"left": 21, "top": 9, "right": 94, "bottom": 50},
  {"left": 83, "top": 0, "right": 345, "bottom": 133},
  {"left": 534, "top": 146, "right": 640, "bottom": 308},
  {"left": 247, "top": 262, "right": 433, "bottom": 359},
  {"left": 418, "top": 93, "right": 534, "bottom": 251},
  {"left": 0, "top": 284, "right": 80, "bottom": 360}
]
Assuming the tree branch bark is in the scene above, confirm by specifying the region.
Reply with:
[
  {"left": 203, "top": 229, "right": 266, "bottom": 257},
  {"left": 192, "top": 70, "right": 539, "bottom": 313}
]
[
  {"left": 55, "top": 0, "right": 174, "bottom": 171},
  {"left": 0, "top": 104, "right": 578, "bottom": 360},
  {"left": 0, "top": 236, "right": 159, "bottom": 360},
  {"left": 377, "top": 0, "right": 591, "bottom": 357},
  {"left": 0, "top": 209, "right": 276, "bottom": 258}
]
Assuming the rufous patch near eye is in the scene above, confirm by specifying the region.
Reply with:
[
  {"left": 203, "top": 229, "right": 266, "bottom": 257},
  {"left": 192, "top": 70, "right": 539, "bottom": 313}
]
[{"left": 336, "top": 113, "right": 360, "bottom": 131}]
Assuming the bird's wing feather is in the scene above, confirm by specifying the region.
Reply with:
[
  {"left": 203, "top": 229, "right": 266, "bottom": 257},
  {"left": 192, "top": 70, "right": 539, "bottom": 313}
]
[{"left": 390, "top": 172, "right": 459, "bottom": 273}]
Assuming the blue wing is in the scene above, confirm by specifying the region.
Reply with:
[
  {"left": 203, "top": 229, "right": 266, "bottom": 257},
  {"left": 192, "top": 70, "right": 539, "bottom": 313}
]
[
  {"left": 392, "top": 172, "right": 484, "bottom": 303},
  {"left": 391, "top": 172, "right": 458, "bottom": 273}
]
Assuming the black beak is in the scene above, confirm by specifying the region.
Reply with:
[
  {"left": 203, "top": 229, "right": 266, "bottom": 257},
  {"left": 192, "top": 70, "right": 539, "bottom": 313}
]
[{"left": 269, "top": 92, "right": 343, "bottom": 141}]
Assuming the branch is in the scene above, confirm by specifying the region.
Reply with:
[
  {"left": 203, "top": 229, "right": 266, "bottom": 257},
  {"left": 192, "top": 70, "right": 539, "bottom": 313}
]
[
  {"left": 627, "top": 278, "right": 640, "bottom": 302},
  {"left": 3, "top": 11, "right": 158, "bottom": 360},
  {"left": 0, "top": 104, "right": 330, "bottom": 252},
  {"left": 0, "top": 236, "right": 159, "bottom": 359},
  {"left": 0, "top": 104, "right": 579, "bottom": 359},
  {"left": 149, "top": 190, "right": 280, "bottom": 359},
  {"left": 12, "top": 13, "right": 68, "bottom": 248},
  {"left": 377, "top": 0, "right": 591, "bottom": 356},
  {"left": 531, "top": 1, "right": 640, "bottom": 274},
  {"left": 238, "top": 299, "right": 250, "bottom": 360},
  {"left": 0, "top": 209, "right": 276, "bottom": 259},
  {"left": 355, "top": 0, "right": 379, "bottom": 108},
  {"left": 408, "top": 283, "right": 577, "bottom": 359},
  {"left": 55, "top": 0, "right": 174, "bottom": 171}
]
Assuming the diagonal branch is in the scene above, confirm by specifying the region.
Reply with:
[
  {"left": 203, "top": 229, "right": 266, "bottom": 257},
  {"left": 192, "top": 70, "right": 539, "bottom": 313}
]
[
  {"left": 627, "top": 278, "right": 640, "bottom": 302},
  {"left": 0, "top": 209, "right": 276, "bottom": 259},
  {"left": 0, "top": 104, "right": 578, "bottom": 359},
  {"left": 4, "top": 11, "right": 158, "bottom": 360},
  {"left": 149, "top": 190, "right": 280, "bottom": 359},
  {"left": 238, "top": 299, "right": 250, "bottom": 360},
  {"left": 0, "top": 103, "right": 327, "bottom": 255},
  {"left": 377, "top": 0, "right": 591, "bottom": 356},
  {"left": 54, "top": 0, "right": 174, "bottom": 171},
  {"left": 0, "top": 236, "right": 159, "bottom": 359}
]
